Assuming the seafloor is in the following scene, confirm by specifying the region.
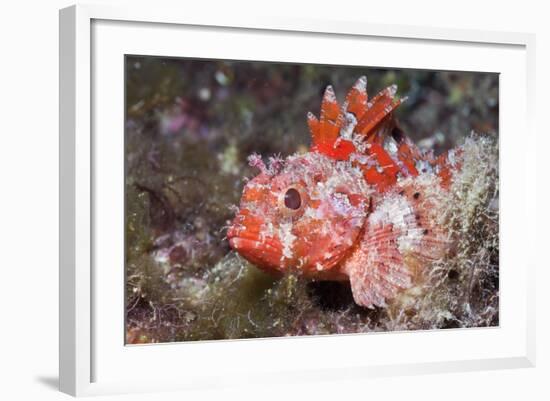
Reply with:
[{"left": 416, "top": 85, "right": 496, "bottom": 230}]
[{"left": 125, "top": 57, "right": 499, "bottom": 343}]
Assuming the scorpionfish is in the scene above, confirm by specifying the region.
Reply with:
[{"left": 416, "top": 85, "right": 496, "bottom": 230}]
[{"left": 227, "top": 76, "right": 460, "bottom": 308}]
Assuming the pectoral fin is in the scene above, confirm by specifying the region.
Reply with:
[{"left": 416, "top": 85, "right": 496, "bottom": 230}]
[
  {"left": 344, "top": 221, "right": 413, "bottom": 308},
  {"left": 343, "top": 187, "right": 449, "bottom": 308}
]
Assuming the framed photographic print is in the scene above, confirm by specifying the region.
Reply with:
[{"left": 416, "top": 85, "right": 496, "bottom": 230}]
[{"left": 59, "top": 4, "right": 536, "bottom": 397}]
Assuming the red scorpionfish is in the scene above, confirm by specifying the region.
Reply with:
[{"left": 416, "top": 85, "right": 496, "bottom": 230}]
[{"left": 227, "top": 77, "right": 461, "bottom": 308}]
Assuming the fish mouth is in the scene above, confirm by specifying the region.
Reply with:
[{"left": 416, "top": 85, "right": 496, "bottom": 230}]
[
  {"left": 228, "top": 236, "right": 282, "bottom": 255},
  {"left": 227, "top": 224, "right": 285, "bottom": 272}
]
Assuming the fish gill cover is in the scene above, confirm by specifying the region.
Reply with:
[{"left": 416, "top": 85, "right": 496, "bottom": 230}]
[{"left": 125, "top": 57, "right": 498, "bottom": 343}]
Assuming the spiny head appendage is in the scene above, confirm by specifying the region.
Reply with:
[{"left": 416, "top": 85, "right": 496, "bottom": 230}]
[
  {"left": 267, "top": 154, "right": 284, "bottom": 175},
  {"left": 248, "top": 152, "right": 286, "bottom": 176},
  {"left": 247, "top": 153, "right": 268, "bottom": 174}
]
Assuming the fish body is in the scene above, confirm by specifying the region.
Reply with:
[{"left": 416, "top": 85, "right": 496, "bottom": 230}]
[{"left": 227, "top": 76, "right": 459, "bottom": 308}]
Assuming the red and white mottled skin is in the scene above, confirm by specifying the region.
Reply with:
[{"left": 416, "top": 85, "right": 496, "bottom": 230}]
[{"left": 227, "top": 77, "right": 456, "bottom": 308}]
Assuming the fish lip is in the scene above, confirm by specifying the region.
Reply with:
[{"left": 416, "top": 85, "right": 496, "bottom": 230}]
[
  {"left": 228, "top": 236, "right": 282, "bottom": 255},
  {"left": 228, "top": 236, "right": 286, "bottom": 273},
  {"left": 227, "top": 215, "right": 284, "bottom": 262},
  {"left": 227, "top": 222, "right": 282, "bottom": 253}
]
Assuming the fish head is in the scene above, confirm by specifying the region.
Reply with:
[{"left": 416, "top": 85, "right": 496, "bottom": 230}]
[{"left": 227, "top": 152, "right": 370, "bottom": 277}]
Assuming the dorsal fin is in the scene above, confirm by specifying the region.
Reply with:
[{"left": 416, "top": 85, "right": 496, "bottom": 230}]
[
  {"left": 307, "top": 77, "right": 451, "bottom": 192},
  {"left": 344, "top": 75, "right": 368, "bottom": 120},
  {"left": 356, "top": 84, "right": 404, "bottom": 143},
  {"left": 308, "top": 77, "right": 404, "bottom": 160},
  {"left": 314, "top": 86, "right": 342, "bottom": 146},
  {"left": 434, "top": 148, "right": 463, "bottom": 189},
  {"left": 309, "top": 85, "right": 355, "bottom": 160},
  {"left": 361, "top": 143, "right": 401, "bottom": 192}
]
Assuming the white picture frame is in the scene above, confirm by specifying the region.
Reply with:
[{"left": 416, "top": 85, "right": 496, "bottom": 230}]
[{"left": 59, "top": 3, "right": 536, "bottom": 397}]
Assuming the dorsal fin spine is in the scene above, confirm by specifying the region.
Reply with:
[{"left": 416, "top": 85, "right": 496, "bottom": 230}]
[{"left": 308, "top": 78, "right": 433, "bottom": 184}]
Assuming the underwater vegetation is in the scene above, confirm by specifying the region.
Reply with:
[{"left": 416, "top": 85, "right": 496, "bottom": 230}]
[{"left": 125, "top": 57, "right": 499, "bottom": 343}]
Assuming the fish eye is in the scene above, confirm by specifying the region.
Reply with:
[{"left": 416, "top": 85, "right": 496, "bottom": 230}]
[
  {"left": 278, "top": 185, "right": 307, "bottom": 216},
  {"left": 284, "top": 188, "right": 302, "bottom": 210}
]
